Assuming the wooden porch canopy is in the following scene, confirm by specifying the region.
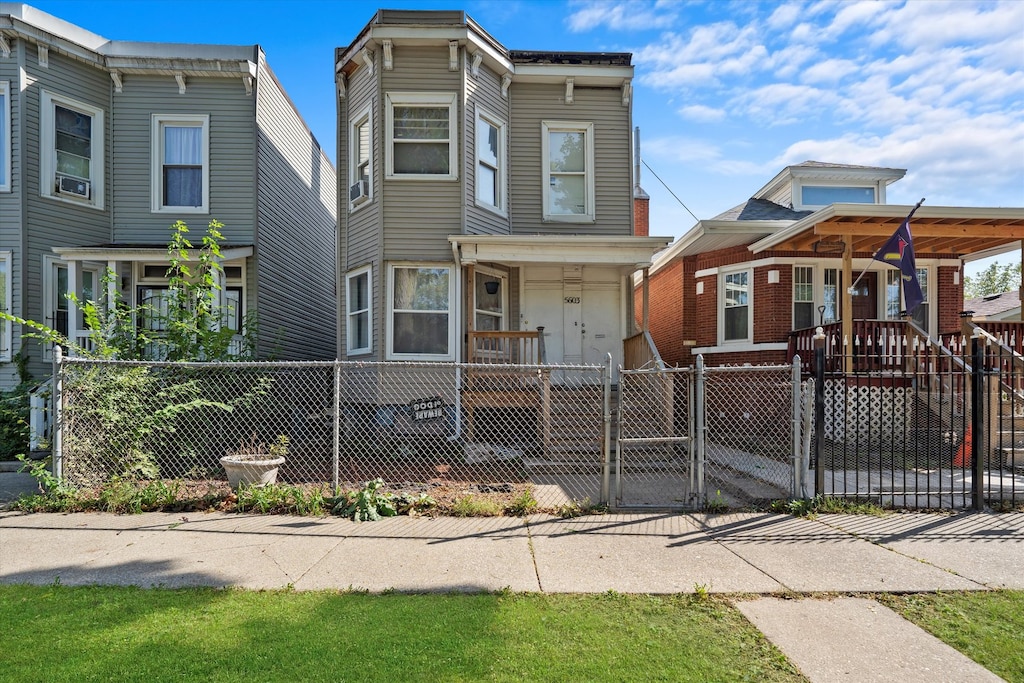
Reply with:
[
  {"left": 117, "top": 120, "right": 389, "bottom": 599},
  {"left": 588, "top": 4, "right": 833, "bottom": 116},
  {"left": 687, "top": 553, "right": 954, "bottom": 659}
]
[{"left": 749, "top": 203, "right": 1024, "bottom": 359}]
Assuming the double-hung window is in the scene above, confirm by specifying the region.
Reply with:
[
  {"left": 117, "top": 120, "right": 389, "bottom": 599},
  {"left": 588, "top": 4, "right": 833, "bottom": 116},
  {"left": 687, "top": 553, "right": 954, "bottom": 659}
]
[
  {"left": 385, "top": 93, "right": 457, "bottom": 180},
  {"left": 475, "top": 108, "right": 505, "bottom": 213},
  {"left": 346, "top": 266, "right": 372, "bottom": 355},
  {"left": 151, "top": 114, "right": 209, "bottom": 212},
  {"left": 0, "top": 252, "right": 11, "bottom": 361},
  {"left": 41, "top": 91, "right": 104, "bottom": 208},
  {"left": 793, "top": 266, "right": 814, "bottom": 329},
  {"left": 42, "top": 257, "right": 101, "bottom": 360},
  {"left": 349, "top": 106, "right": 372, "bottom": 208},
  {"left": 0, "top": 81, "right": 10, "bottom": 193},
  {"left": 911, "top": 267, "right": 930, "bottom": 332},
  {"left": 387, "top": 264, "right": 454, "bottom": 360},
  {"left": 722, "top": 269, "right": 751, "bottom": 343},
  {"left": 541, "top": 121, "right": 594, "bottom": 222}
]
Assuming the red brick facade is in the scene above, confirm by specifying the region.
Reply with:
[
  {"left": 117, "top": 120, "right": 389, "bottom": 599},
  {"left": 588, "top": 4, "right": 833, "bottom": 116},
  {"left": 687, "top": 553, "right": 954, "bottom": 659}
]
[
  {"left": 633, "top": 196, "right": 649, "bottom": 237},
  {"left": 639, "top": 244, "right": 965, "bottom": 367}
]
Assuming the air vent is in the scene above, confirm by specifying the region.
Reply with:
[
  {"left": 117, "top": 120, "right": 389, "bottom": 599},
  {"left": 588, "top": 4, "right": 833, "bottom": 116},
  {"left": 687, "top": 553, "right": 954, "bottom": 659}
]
[
  {"left": 349, "top": 179, "right": 369, "bottom": 203},
  {"left": 56, "top": 175, "right": 90, "bottom": 199}
]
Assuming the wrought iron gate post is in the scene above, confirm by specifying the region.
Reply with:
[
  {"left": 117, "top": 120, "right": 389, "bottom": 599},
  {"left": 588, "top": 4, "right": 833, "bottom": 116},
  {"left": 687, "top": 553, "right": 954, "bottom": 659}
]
[
  {"left": 814, "top": 328, "right": 826, "bottom": 497},
  {"left": 970, "top": 332, "right": 988, "bottom": 511}
]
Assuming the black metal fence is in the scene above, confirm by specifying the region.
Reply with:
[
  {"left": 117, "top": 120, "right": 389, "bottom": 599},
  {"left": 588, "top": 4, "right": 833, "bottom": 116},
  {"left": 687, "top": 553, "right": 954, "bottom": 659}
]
[{"left": 812, "top": 329, "right": 1024, "bottom": 509}]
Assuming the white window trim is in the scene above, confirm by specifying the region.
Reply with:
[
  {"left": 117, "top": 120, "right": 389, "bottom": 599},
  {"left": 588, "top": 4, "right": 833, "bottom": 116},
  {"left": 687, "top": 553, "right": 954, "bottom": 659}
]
[
  {"left": 719, "top": 266, "right": 752, "bottom": 345},
  {"left": 40, "top": 90, "right": 104, "bottom": 210},
  {"left": 0, "top": 81, "right": 10, "bottom": 193},
  {"left": 151, "top": 114, "right": 210, "bottom": 213},
  {"left": 473, "top": 265, "right": 507, "bottom": 331},
  {"left": 541, "top": 120, "right": 595, "bottom": 223},
  {"left": 474, "top": 106, "right": 506, "bottom": 217},
  {"left": 386, "top": 262, "right": 456, "bottom": 361},
  {"left": 346, "top": 265, "right": 372, "bottom": 355},
  {"left": 41, "top": 255, "right": 103, "bottom": 361},
  {"left": 792, "top": 265, "right": 815, "bottom": 330},
  {"left": 793, "top": 179, "right": 884, "bottom": 211},
  {"left": 0, "top": 251, "right": 11, "bottom": 361},
  {"left": 385, "top": 92, "right": 458, "bottom": 181},
  {"left": 348, "top": 105, "right": 373, "bottom": 211}
]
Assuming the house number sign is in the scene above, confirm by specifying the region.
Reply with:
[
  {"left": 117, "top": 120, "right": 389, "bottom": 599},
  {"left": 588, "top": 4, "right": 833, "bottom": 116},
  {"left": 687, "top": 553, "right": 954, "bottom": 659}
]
[
  {"left": 410, "top": 396, "right": 444, "bottom": 422},
  {"left": 564, "top": 296, "right": 581, "bottom": 304}
]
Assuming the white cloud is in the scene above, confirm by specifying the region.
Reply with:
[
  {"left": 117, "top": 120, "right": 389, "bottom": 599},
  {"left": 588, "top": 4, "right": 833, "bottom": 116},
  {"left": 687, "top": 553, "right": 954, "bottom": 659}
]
[
  {"left": 801, "top": 57, "right": 859, "bottom": 84},
  {"left": 731, "top": 83, "right": 843, "bottom": 125},
  {"left": 678, "top": 104, "right": 726, "bottom": 122},
  {"left": 565, "top": 0, "right": 678, "bottom": 32}
]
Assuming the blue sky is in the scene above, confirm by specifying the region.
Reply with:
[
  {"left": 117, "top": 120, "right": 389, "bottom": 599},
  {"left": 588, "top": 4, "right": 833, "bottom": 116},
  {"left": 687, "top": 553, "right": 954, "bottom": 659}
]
[{"left": 28, "top": 0, "right": 1024, "bottom": 273}]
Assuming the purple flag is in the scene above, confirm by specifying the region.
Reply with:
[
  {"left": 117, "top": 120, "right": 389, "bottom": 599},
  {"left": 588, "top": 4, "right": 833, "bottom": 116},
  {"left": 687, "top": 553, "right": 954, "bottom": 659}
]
[{"left": 873, "top": 202, "right": 925, "bottom": 314}]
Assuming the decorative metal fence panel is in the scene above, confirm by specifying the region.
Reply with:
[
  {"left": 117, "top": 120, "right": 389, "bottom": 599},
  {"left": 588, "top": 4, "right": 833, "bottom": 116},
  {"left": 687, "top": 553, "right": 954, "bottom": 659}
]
[
  {"left": 55, "top": 358, "right": 611, "bottom": 510},
  {"left": 814, "top": 332, "right": 1024, "bottom": 509}
]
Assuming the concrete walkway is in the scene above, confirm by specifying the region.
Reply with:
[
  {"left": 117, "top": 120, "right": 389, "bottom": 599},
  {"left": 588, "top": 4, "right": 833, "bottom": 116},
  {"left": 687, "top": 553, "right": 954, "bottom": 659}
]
[{"left": 1, "top": 506, "right": 1021, "bottom": 681}]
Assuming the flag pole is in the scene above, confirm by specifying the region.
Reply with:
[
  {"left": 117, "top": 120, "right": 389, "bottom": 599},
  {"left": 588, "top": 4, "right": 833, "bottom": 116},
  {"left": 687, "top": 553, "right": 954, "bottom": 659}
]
[{"left": 847, "top": 198, "right": 925, "bottom": 294}]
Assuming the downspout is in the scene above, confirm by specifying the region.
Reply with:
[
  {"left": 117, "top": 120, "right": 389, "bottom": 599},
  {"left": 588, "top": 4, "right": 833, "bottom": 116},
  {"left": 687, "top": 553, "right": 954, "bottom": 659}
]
[{"left": 449, "top": 240, "right": 463, "bottom": 441}]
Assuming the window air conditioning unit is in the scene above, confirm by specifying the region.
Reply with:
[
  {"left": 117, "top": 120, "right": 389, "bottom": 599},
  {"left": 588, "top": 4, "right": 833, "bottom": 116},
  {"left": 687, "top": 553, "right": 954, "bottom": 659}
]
[
  {"left": 56, "top": 175, "right": 90, "bottom": 199},
  {"left": 349, "top": 179, "right": 369, "bottom": 203}
]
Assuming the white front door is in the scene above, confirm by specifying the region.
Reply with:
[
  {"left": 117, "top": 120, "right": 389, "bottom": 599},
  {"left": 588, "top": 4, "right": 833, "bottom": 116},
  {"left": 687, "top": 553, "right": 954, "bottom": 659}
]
[{"left": 521, "top": 265, "right": 622, "bottom": 373}]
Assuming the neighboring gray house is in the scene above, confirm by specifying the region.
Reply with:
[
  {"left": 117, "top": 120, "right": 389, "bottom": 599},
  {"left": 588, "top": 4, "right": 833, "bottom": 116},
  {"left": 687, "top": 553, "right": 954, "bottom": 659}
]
[
  {"left": 334, "top": 10, "right": 669, "bottom": 371},
  {"left": 0, "top": 3, "right": 337, "bottom": 388}
]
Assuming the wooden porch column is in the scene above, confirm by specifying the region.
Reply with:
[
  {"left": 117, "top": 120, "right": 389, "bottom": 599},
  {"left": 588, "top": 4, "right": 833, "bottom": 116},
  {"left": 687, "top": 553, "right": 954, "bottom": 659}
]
[
  {"left": 106, "top": 259, "right": 118, "bottom": 312},
  {"left": 842, "top": 235, "right": 853, "bottom": 374}
]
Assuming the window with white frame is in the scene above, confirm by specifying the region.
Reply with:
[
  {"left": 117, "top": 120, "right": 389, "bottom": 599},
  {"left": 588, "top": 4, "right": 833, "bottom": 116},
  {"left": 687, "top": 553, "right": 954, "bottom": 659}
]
[
  {"left": 40, "top": 91, "right": 104, "bottom": 208},
  {"left": 793, "top": 266, "right": 814, "bottom": 330},
  {"left": 349, "top": 106, "right": 372, "bottom": 207},
  {"left": 822, "top": 269, "right": 839, "bottom": 324},
  {"left": 911, "top": 267, "right": 929, "bottom": 331},
  {"left": 800, "top": 185, "right": 875, "bottom": 207},
  {"left": 0, "top": 81, "right": 10, "bottom": 193},
  {"left": 0, "top": 252, "right": 11, "bottom": 360},
  {"left": 385, "top": 92, "right": 457, "bottom": 179},
  {"left": 474, "top": 269, "right": 506, "bottom": 332},
  {"left": 41, "top": 257, "right": 101, "bottom": 361},
  {"left": 475, "top": 109, "right": 505, "bottom": 213},
  {"left": 542, "top": 121, "right": 594, "bottom": 222},
  {"left": 885, "top": 270, "right": 902, "bottom": 320},
  {"left": 722, "top": 269, "right": 751, "bottom": 343},
  {"left": 387, "top": 264, "right": 453, "bottom": 360},
  {"left": 346, "top": 266, "right": 372, "bottom": 354},
  {"left": 151, "top": 114, "right": 209, "bottom": 212}
]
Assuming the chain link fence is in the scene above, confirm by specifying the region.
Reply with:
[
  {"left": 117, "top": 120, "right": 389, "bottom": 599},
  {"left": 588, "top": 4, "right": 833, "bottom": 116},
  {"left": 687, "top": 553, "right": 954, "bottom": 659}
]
[{"left": 55, "top": 358, "right": 611, "bottom": 510}]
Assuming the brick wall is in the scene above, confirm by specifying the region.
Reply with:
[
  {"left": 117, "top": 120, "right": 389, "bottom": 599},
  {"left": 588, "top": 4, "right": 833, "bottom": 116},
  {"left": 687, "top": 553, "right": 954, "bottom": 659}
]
[
  {"left": 633, "top": 196, "right": 649, "bottom": 236},
  {"left": 937, "top": 264, "right": 964, "bottom": 334}
]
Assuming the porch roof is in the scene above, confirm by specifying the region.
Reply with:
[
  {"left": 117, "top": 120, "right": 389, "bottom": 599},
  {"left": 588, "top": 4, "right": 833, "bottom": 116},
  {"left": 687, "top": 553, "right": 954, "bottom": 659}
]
[
  {"left": 749, "top": 203, "right": 1024, "bottom": 260},
  {"left": 52, "top": 245, "right": 254, "bottom": 262},
  {"left": 449, "top": 235, "right": 673, "bottom": 271}
]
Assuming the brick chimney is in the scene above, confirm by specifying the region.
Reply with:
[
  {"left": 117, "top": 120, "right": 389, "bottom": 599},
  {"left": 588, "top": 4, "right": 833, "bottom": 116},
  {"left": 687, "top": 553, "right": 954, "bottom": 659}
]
[{"left": 633, "top": 126, "right": 649, "bottom": 236}]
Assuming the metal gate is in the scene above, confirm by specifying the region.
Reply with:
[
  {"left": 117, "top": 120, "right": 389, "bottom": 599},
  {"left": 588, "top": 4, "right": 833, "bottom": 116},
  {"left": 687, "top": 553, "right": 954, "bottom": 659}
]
[
  {"left": 616, "top": 358, "right": 811, "bottom": 510},
  {"left": 616, "top": 366, "right": 693, "bottom": 508}
]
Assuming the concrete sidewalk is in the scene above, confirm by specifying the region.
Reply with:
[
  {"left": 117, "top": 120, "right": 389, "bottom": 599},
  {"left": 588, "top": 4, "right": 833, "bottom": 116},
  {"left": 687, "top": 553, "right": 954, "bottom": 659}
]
[{"left": 1, "top": 509, "right": 1021, "bottom": 682}]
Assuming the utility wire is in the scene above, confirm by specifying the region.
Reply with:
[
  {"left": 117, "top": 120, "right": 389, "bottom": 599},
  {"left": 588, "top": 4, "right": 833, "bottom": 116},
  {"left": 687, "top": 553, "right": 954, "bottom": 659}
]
[{"left": 641, "top": 158, "right": 700, "bottom": 224}]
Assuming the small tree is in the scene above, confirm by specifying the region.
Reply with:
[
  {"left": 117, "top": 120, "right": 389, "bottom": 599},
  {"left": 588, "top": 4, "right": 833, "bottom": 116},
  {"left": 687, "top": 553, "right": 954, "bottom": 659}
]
[{"left": 964, "top": 261, "right": 1022, "bottom": 300}]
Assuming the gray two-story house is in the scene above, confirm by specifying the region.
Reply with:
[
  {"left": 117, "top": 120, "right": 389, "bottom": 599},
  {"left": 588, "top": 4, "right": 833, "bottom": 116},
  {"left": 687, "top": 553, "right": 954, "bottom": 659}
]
[
  {"left": 0, "top": 3, "right": 337, "bottom": 388},
  {"left": 334, "top": 10, "right": 670, "bottom": 373}
]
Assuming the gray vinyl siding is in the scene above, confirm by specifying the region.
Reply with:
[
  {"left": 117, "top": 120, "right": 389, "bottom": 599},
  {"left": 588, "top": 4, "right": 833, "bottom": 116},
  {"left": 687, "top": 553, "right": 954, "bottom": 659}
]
[
  {"left": 339, "top": 55, "right": 381, "bottom": 360},
  {"left": 111, "top": 75, "right": 257, "bottom": 244},
  {"left": 254, "top": 58, "right": 337, "bottom": 361},
  {"left": 22, "top": 49, "right": 111, "bottom": 382},
  {"left": 380, "top": 45, "right": 462, "bottom": 262},
  {"left": 509, "top": 83, "right": 633, "bottom": 236},
  {"left": 0, "top": 41, "right": 22, "bottom": 387},
  {"left": 464, "top": 60, "right": 511, "bottom": 236}
]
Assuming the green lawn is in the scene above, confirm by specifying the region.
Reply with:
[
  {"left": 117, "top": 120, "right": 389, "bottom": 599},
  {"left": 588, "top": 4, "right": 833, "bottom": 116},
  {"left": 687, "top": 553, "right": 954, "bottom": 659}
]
[
  {"left": 0, "top": 586, "right": 802, "bottom": 683},
  {"left": 880, "top": 590, "right": 1024, "bottom": 683}
]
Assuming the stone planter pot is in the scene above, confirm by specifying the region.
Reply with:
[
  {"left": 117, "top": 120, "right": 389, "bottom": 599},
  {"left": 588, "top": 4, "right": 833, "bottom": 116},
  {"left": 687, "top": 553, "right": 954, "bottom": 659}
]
[{"left": 220, "top": 455, "right": 286, "bottom": 489}]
